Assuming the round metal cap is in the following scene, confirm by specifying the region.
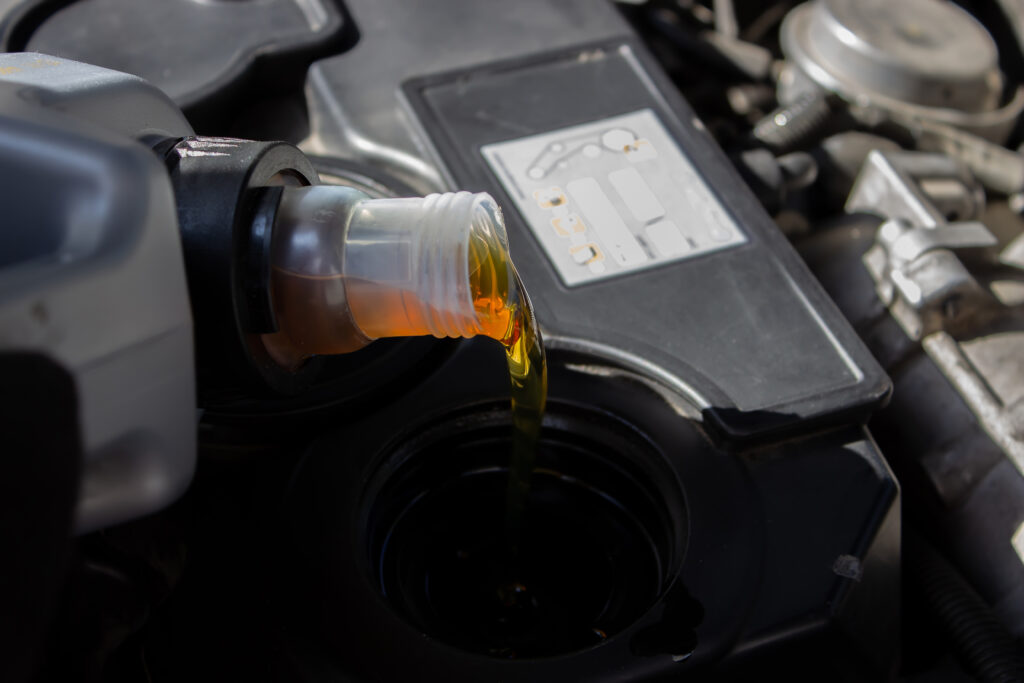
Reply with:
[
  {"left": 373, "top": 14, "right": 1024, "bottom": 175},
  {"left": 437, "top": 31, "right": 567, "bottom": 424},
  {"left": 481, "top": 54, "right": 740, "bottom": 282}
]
[{"left": 782, "top": 0, "right": 1002, "bottom": 113}]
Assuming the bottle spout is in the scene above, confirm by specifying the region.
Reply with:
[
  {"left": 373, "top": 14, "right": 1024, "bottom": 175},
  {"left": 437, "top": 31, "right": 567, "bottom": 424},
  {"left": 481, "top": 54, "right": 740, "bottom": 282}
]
[{"left": 344, "top": 190, "right": 513, "bottom": 340}]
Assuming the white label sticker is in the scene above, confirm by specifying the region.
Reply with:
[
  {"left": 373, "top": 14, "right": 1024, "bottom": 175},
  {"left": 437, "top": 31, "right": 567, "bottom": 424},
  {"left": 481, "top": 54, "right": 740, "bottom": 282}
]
[
  {"left": 609, "top": 167, "right": 664, "bottom": 223},
  {"left": 566, "top": 177, "right": 648, "bottom": 267},
  {"left": 646, "top": 220, "right": 688, "bottom": 257},
  {"left": 481, "top": 109, "right": 746, "bottom": 286}
]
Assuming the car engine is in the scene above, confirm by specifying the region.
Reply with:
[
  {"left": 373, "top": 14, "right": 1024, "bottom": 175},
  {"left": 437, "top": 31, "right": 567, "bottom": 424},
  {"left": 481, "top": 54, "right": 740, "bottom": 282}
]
[{"left": 2, "top": 0, "right": 1024, "bottom": 681}]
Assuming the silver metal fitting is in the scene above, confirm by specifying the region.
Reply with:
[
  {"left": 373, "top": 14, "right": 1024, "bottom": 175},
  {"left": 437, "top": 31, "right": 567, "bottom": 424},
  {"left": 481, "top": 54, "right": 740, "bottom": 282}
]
[{"left": 847, "top": 151, "right": 997, "bottom": 339}]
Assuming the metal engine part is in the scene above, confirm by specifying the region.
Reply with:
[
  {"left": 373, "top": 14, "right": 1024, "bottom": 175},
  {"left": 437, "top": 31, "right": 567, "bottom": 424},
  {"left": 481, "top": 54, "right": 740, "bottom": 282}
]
[
  {"left": 846, "top": 150, "right": 1024, "bottom": 480},
  {"left": 649, "top": 0, "right": 1024, "bottom": 666},
  {"left": 848, "top": 151, "right": 996, "bottom": 340},
  {"left": 769, "top": 0, "right": 1024, "bottom": 198},
  {"left": 779, "top": 0, "right": 1024, "bottom": 142},
  {"left": 800, "top": 147, "right": 1024, "bottom": 636}
]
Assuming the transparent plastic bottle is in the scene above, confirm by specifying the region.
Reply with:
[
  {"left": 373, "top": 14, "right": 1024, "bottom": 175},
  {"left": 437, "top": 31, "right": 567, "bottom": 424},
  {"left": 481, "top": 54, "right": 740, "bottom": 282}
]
[{"left": 260, "top": 186, "right": 518, "bottom": 369}]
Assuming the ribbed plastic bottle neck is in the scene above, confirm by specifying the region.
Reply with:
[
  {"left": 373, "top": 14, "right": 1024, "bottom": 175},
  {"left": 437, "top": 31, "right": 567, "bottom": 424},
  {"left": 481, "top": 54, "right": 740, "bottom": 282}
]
[
  {"left": 410, "top": 192, "right": 481, "bottom": 339},
  {"left": 343, "top": 190, "right": 512, "bottom": 341}
]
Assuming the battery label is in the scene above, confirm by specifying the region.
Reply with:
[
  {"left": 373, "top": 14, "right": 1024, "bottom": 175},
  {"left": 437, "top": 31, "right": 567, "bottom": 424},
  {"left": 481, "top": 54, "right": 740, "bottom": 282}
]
[{"left": 481, "top": 109, "right": 746, "bottom": 286}]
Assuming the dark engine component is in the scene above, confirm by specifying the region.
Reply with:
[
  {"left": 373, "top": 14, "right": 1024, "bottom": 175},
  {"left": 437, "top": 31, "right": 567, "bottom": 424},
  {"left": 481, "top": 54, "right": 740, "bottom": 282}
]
[
  {"left": 277, "top": 341, "right": 897, "bottom": 681},
  {"left": 12, "top": 0, "right": 1024, "bottom": 681},
  {"left": 7, "top": 0, "right": 349, "bottom": 130},
  {"left": 616, "top": 0, "right": 1024, "bottom": 679}
]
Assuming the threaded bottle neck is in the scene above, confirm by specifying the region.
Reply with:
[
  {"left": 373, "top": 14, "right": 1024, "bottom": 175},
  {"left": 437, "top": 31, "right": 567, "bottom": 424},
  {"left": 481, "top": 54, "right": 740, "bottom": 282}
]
[
  {"left": 412, "top": 192, "right": 479, "bottom": 339},
  {"left": 342, "top": 190, "right": 514, "bottom": 341}
]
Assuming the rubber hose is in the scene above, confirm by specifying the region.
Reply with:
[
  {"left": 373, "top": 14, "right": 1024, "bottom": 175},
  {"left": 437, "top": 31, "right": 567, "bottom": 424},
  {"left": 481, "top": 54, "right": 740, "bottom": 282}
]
[{"left": 908, "top": 534, "right": 1024, "bottom": 683}]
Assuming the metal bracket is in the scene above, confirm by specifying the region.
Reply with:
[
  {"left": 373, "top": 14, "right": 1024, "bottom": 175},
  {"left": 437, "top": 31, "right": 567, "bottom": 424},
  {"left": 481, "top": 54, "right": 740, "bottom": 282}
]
[{"left": 847, "top": 151, "right": 997, "bottom": 339}]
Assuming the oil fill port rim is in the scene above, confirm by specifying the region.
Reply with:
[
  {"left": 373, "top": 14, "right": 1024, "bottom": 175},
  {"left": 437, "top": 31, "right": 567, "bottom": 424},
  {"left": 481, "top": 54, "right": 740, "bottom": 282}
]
[{"left": 358, "top": 399, "right": 689, "bottom": 659}]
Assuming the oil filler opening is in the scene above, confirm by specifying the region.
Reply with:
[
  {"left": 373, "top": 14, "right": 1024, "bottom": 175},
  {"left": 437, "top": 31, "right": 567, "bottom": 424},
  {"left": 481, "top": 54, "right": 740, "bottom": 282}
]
[{"left": 359, "top": 402, "right": 688, "bottom": 659}]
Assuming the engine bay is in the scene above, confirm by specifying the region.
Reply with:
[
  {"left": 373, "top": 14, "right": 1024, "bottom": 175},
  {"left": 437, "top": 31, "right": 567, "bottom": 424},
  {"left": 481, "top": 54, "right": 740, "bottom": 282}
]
[{"left": 2, "top": 0, "right": 1024, "bottom": 681}]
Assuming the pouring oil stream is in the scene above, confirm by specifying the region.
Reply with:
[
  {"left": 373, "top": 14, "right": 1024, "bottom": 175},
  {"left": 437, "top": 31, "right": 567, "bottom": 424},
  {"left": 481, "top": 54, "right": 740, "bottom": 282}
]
[{"left": 466, "top": 202, "right": 548, "bottom": 547}]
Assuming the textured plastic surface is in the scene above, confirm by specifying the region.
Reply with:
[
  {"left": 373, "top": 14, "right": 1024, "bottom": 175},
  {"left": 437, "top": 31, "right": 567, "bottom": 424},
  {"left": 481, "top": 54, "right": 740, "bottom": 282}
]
[
  {"left": 18, "top": 0, "right": 345, "bottom": 113},
  {"left": 0, "top": 51, "right": 192, "bottom": 141},
  {"left": 274, "top": 339, "right": 900, "bottom": 680},
  {"left": 302, "top": 0, "right": 631, "bottom": 193},
  {"left": 0, "top": 53, "right": 196, "bottom": 532},
  {"left": 402, "top": 41, "right": 890, "bottom": 442}
]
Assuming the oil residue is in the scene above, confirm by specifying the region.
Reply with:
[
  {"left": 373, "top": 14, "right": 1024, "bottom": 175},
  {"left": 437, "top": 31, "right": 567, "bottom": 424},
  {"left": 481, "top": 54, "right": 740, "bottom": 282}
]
[{"left": 466, "top": 212, "right": 548, "bottom": 548}]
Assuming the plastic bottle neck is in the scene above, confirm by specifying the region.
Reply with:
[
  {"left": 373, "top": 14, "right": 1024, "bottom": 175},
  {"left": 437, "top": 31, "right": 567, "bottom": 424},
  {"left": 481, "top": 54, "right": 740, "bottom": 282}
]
[{"left": 260, "top": 186, "right": 517, "bottom": 369}]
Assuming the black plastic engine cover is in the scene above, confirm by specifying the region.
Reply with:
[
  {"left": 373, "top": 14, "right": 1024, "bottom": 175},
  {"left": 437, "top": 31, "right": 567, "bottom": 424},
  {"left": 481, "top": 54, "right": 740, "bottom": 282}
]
[
  {"left": 268, "top": 340, "right": 900, "bottom": 682},
  {"left": 403, "top": 40, "right": 890, "bottom": 445}
]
